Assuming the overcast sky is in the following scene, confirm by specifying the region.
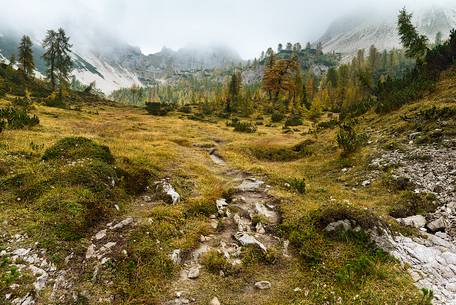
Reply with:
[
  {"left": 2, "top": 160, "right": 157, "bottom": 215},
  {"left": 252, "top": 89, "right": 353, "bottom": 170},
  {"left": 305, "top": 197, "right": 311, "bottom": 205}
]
[{"left": 0, "top": 0, "right": 453, "bottom": 59}]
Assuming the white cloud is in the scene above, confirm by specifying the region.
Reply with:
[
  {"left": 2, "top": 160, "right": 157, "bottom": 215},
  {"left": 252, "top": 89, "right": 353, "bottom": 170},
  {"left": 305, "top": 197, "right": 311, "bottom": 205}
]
[{"left": 0, "top": 0, "right": 453, "bottom": 59}]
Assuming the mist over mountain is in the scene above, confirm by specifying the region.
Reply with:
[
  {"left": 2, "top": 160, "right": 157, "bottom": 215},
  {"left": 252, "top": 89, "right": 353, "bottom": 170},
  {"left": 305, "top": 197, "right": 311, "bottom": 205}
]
[{"left": 319, "top": 4, "right": 456, "bottom": 60}]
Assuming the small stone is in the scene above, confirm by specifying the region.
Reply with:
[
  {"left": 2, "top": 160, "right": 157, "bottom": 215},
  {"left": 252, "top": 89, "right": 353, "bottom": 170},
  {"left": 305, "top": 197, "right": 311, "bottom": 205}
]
[
  {"left": 361, "top": 180, "right": 371, "bottom": 187},
  {"left": 293, "top": 287, "right": 302, "bottom": 292},
  {"left": 112, "top": 217, "right": 134, "bottom": 230},
  {"left": 187, "top": 265, "right": 200, "bottom": 279},
  {"left": 256, "top": 223, "right": 266, "bottom": 234},
  {"left": 210, "top": 297, "right": 221, "bottom": 305},
  {"left": 324, "top": 220, "right": 352, "bottom": 233},
  {"left": 95, "top": 229, "right": 107, "bottom": 240},
  {"left": 255, "top": 281, "right": 271, "bottom": 290},
  {"left": 86, "top": 244, "right": 96, "bottom": 259},
  {"left": 170, "top": 249, "right": 181, "bottom": 264}
]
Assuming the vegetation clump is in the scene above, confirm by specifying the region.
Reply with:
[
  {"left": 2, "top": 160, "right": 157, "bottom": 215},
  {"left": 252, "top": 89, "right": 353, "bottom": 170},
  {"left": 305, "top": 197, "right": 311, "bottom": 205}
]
[
  {"left": 389, "top": 191, "right": 438, "bottom": 218},
  {"left": 145, "top": 102, "right": 172, "bottom": 116},
  {"left": 227, "top": 118, "right": 257, "bottom": 133},
  {"left": 0, "top": 107, "right": 39, "bottom": 130},
  {"left": 284, "top": 115, "right": 303, "bottom": 127},
  {"left": 42, "top": 137, "right": 114, "bottom": 163},
  {"left": 336, "top": 119, "right": 367, "bottom": 156}
]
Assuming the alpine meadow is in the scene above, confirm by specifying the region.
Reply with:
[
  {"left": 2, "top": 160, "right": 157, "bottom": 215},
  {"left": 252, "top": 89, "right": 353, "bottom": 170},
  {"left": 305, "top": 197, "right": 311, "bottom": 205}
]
[{"left": 1, "top": 1, "right": 456, "bottom": 304}]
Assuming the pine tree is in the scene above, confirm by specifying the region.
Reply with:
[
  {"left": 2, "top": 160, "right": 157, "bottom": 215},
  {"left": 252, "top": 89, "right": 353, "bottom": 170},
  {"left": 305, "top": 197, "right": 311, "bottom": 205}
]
[
  {"left": 43, "top": 30, "right": 58, "bottom": 89},
  {"left": 9, "top": 54, "right": 16, "bottom": 67},
  {"left": 18, "top": 35, "right": 35, "bottom": 79},
  {"left": 43, "top": 28, "right": 73, "bottom": 91},
  {"left": 397, "top": 8, "right": 428, "bottom": 61},
  {"left": 435, "top": 31, "right": 443, "bottom": 46}
]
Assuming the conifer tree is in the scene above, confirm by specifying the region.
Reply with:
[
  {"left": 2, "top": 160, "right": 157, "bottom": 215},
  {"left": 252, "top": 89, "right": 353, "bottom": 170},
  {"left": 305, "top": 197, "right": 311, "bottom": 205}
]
[
  {"left": 397, "top": 8, "right": 428, "bottom": 61},
  {"left": 9, "top": 54, "right": 16, "bottom": 67},
  {"left": 42, "top": 30, "right": 58, "bottom": 89},
  {"left": 18, "top": 35, "right": 35, "bottom": 79},
  {"left": 43, "top": 28, "right": 73, "bottom": 91}
]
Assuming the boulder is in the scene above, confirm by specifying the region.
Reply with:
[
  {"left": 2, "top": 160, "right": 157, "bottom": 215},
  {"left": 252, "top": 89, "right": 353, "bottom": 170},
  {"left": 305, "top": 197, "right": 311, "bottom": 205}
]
[
  {"left": 170, "top": 249, "right": 181, "bottom": 264},
  {"left": 397, "top": 215, "right": 426, "bottom": 228},
  {"left": 427, "top": 217, "right": 446, "bottom": 232}
]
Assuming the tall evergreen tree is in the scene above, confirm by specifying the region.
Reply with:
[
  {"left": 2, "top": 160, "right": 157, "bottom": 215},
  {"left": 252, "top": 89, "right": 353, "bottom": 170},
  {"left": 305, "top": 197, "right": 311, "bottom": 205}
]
[
  {"left": 43, "top": 28, "right": 73, "bottom": 90},
  {"left": 18, "top": 35, "right": 35, "bottom": 79},
  {"left": 397, "top": 8, "right": 428, "bottom": 61},
  {"left": 42, "top": 30, "right": 58, "bottom": 89}
]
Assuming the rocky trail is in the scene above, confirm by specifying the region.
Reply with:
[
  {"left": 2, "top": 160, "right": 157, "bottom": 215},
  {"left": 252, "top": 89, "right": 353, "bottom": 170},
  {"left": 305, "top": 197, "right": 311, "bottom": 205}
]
[
  {"left": 165, "top": 147, "right": 287, "bottom": 305},
  {"left": 369, "top": 139, "right": 456, "bottom": 304}
]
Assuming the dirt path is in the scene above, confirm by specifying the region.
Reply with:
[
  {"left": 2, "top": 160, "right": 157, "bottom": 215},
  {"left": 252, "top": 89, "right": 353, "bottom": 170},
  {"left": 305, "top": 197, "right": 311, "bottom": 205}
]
[{"left": 165, "top": 146, "right": 287, "bottom": 305}]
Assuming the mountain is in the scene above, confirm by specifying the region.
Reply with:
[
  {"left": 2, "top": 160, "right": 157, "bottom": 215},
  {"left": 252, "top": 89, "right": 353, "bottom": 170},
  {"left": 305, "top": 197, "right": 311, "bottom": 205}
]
[
  {"left": 319, "top": 5, "right": 456, "bottom": 60},
  {"left": 0, "top": 30, "right": 242, "bottom": 94}
]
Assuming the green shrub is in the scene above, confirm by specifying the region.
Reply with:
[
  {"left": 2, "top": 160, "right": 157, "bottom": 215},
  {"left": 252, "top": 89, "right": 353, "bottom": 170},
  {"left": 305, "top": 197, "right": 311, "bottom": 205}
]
[
  {"left": 0, "top": 107, "right": 39, "bottom": 129},
  {"left": 287, "top": 178, "right": 306, "bottom": 194},
  {"left": 271, "top": 111, "right": 285, "bottom": 122},
  {"left": 201, "top": 250, "right": 238, "bottom": 275},
  {"left": 227, "top": 118, "right": 257, "bottom": 132},
  {"left": 251, "top": 140, "right": 312, "bottom": 162},
  {"left": 317, "top": 119, "right": 338, "bottom": 129},
  {"left": 179, "top": 105, "right": 192, "bottom": 113},
  {"left": 145, "top": 102, "right": 171, "bottom": 116},
  {"left": 284, "top": 115, "right": 303, "bottom": 127},
  {"left": 389, "top": 191, "right": 438, "bottom": 218},
  {"left": 336, "top": 119, "right": 367, "bottom": 156},
  {"left": 242, "top": 245, "right": 279, "bottom": 265},
  {"left": 42, "top": 137, "right": 114, "bottom": 163}
]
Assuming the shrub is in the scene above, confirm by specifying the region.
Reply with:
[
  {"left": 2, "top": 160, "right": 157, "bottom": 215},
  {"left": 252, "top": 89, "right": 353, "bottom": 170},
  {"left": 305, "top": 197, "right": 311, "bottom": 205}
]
[
  {"left": 284, "top": 115, "right": 303, "bottom": 127},
  {"left": 179, "top": 105, "right": 192, "bottom": 114},
  {"left": 389, "top": 191, "right": 438, "bottom": 218},
  {"left": 0, "top": 107, "right": 39, "bottom": 129},
  {"left": 228, "top": 119, "right": 256, "bottom": 133},
  {"left": 242, "top": 245, "right": 279, "bottom": 265},
  {"left": 287, "top": 178, "right": 306, "bottom": 194},
  {"left": 317, "top": 119, "right": 338, "bottom": 129},
  {"left": 336, "top": 119, "right": 367, "bottom": 156},
  {"left": 251, "top": 141, "right": 313, "bottom": 162},
  {"left": 201, "top": 250, "right": 238, "bottom": 275},
  {"left": 271, "top": 111, "right": 285, "bottom": 122},
  {"left": 42, "top": 137, "right": 114, "bottom": 163},
  {"left": 145, "top": 102, "right": 171, "bottom": 116}
]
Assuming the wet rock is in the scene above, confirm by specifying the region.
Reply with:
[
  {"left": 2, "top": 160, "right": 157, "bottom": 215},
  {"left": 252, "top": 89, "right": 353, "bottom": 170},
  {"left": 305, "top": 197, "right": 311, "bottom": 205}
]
[
  {"left": 324, "top": 220, "right": 352, "bottom": 233},
  {"left": 234, "top": 232, "right": 267, "bottom": 252},
  {"left": 255, "top": 281, "right": 271, "bottom": 290},
  {"left": 210, "top": 297, "right": 221, "bottom": 305},
  {"left": 397, "top": 215, "right": 427, "bottom": 228},
  {"left": 155, "top": 179, "right": 181, "bottom": 204}
]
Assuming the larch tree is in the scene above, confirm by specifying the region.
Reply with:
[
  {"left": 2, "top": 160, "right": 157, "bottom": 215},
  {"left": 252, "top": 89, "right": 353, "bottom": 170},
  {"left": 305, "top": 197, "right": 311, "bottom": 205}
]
[{"left": 18, "top": 35, "right": 35, "bottom": 79}]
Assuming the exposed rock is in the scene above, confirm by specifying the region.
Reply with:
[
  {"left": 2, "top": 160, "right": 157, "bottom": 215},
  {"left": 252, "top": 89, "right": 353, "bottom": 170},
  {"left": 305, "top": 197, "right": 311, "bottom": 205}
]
[
  {"left": 397, "top": 215, "right": 427, "bottom": 228},
  {"left": 324, "top": 219, "right": 352, "bottom": 233},
  {"left": 234, "top": 232, "right": 267, "bottom": 252},
  {"left": 85, "top": 244, "right": 96, "bottom": 259},
  {"left": 254, "top": 281, "right": 271, "bottom": 290},
  {"left": 238, "top": 178, "right": 264, "bottom": 192},
  {"left": 216, "top": 199, "right": 228, "bottom": 216},
  {"left": 256, "top": 223, "right": 266, "bottom": 234},
  {"left": 155, "top": 179, "right": 181, "bottom": 204},
  {"left": 209, "top": 297, "right": 221, "bottom": 305},
  {"left": 170, "top": 249, "right": 181, "bottom": 264},
  {"left": 112, "top": 217, "right": 134, "bottom": 230},
  {"left": 427, "top": 217, "right": 446, "bottom": 232},
  {"left": 187, "top": 265, "right": 200, "bottom": 279},
  {"left": 94, "top": 229, "right": 107, "bottom": 240}
]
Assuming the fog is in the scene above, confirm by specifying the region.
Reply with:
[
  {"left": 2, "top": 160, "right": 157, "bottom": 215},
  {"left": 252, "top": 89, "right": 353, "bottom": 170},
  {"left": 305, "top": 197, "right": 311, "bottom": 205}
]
[{"left": 0, "top": 0, "right": 454, "bottom": 59}]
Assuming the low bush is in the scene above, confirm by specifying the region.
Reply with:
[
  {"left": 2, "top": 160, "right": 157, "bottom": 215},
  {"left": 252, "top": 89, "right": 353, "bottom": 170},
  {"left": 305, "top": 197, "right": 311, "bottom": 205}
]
[
  {"left": 0, "top": 107, "right": 39, "bottom": 130},
  {"left": 251, "top": 140, "right": 313, "bottom": 162},
  {"left": 145, "top": 102, "right": 171, "bottom": 116},
  {"left": 389, "top": 191, "right": 438, "bottom": 218},
  {"left": 284, "top": 115, "right": 303, "bottom": 127},
  {"left": 336, "top": 119, "right": 367, "bottom": 156},
  {"left": 242, "top": 245, "right": 279, "bottom": 265},
  {"left": 271, "top": 111, "right": 285, "bottom": 122},
  {"left": 201, "top": 250, "right": 239, "bottom": 275},
  {"left": 227, "top": 118, "right": 257, "bottom": 133},
  {"left": 42, "top": 137, "right": 114, "bottom": 164},
  {"left": 287, "top": 177, "right": 306, "bottom": 194}
]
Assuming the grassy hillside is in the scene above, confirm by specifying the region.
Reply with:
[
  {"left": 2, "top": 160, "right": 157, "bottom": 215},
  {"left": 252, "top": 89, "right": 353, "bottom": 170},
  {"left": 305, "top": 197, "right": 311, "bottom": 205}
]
[{"left": 1, "top": 69, "right": 455, "bottom": 304}]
